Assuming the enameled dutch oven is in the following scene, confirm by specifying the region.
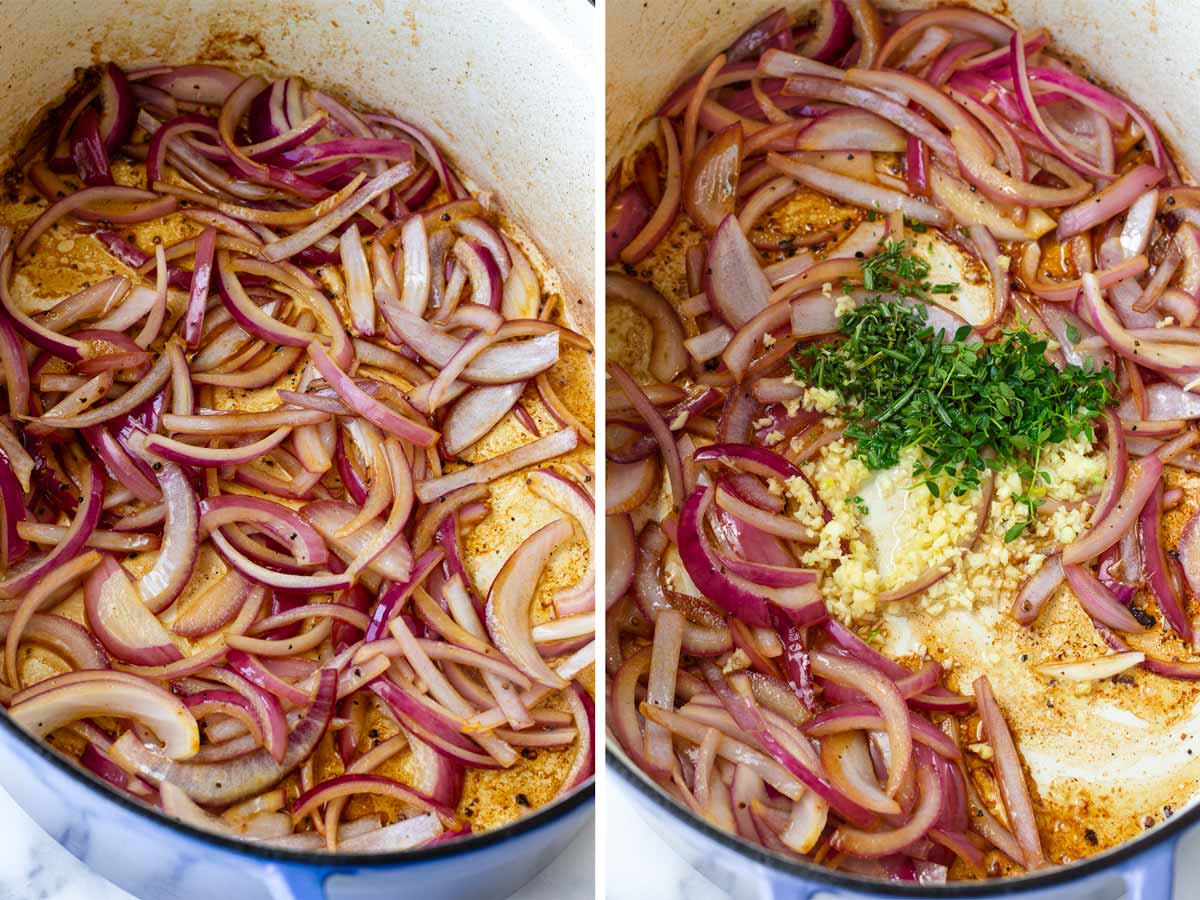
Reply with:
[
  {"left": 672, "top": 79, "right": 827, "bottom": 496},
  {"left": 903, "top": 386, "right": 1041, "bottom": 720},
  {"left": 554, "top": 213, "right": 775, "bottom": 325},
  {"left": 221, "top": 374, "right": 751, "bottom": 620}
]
[
  {"left": 605, "top": 0, "right": 1200, "bottom": 897},
  {"left": 0, "top": 1, "right": 594, "bottom": 897}
]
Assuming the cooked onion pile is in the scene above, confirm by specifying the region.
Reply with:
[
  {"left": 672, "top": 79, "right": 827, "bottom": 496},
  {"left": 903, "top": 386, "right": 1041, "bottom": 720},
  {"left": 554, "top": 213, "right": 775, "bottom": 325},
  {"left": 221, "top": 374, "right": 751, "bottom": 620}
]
[
  {"left": 0, "top": 61, "right": 594, "bottom": 851},
  {"left": 606, "top": 0, "right": 1200, "bottom": 882}
]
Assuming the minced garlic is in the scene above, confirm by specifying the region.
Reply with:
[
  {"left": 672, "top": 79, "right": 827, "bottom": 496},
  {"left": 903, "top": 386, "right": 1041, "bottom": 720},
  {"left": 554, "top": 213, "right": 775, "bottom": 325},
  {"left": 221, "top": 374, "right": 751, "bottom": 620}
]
[
  {"left": 800, "top": 386, "right": 840, "bottom": 415},
  {"left": 789, "top": 434, "right": 1106, "bottom": 624},
  {"left": 722, "top": 649, "right": 751, "bottom": 675},
  {"left": 834, "top": 293, "right": 857, "bottom": 317}
]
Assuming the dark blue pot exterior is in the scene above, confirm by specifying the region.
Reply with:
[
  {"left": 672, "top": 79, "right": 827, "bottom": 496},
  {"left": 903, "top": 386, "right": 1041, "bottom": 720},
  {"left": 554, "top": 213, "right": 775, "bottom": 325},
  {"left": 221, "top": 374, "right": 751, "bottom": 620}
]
[
  {"left": 0, "top": 715, "right": 592, "bottom": 900},
  {"left": 613, "top": 752, "right": 1184, "bottom": 900}
]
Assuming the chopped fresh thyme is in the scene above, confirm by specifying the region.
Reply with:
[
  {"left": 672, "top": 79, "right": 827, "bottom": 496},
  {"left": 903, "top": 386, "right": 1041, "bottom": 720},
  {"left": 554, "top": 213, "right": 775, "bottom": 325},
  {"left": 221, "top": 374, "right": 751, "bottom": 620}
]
[
  {"left": 858, "top": 240, "right": 957, "bottom": 304},
  {"left": 793, "top": 290, "right": 1116, "bottom": 541}
]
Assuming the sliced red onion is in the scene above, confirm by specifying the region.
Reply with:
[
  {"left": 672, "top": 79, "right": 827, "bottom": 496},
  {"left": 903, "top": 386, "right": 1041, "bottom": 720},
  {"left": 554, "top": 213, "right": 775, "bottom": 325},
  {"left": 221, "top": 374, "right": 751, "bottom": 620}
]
[
  {"left": 16, "top": 186, "right": 177, "bottom": 259},
  {"left": 1174, "top": 510, "right": 1200, "bottom": 619},
  {"left": 607, "top": 273, "right": 688, "bottom": 382},
  {"left": 1057, "top": 164, "right": 1163, "bottom": 240},
  {"left": 307, "top": 341, "right": 438, "bottom": 447},
  {"left": 798, "top": 1, "right": 853, "bottom": 62},
  {"left": 1011, "top": 555, "right": 1065, "bottom": 626},
  {"left": 292, "top": 773, "right": 459, "bottom": 830},
  {"left": 810, "top": 651, "right": 910, "bottom": 797},
  {"left": 349, "top": 562, "right": 431, "bottom": 650},
  {"left": 486, "top": 518, "right": 572, "bottom": 689},
  {"left": 261, "top": 163, "right": 413, "bottom": 261},
  {"left": 70, "top": 108, "right": 113, "bottom": 186},
  {"left": 528, "top": 469, "right": 595, "bottom": 615},
  {"left": 694, "top": 442, "right": 803, "bottom": 480},
  {"left": 200, "top": 496, "right": 327, "bottom": 567},
  {"left": 148, "top": 65, "right": 241, "bottom": 105},
  {"left": 643, "top": 608, "right": 685, "bottom": 775},
  {"left": 113, "top": 669, "right": 335, "bottom": 804},
  {"left": 974, "top": 675, "right": 1045, "bottom": 869},
  {"left": 684, "top": 123, "right": 744, "bottom": 234},
  {"left": 820, "top": 731, "right": 899, "bottom": 815},
  {"left": 1034, "top": 651, "right": 1145, "bottom": 682},
  {"left": 769, "top": 154, "right": 949, "bottom": 227},
  {"left": 0, "top": 457, "right": 102, "bottom": 601},
  {"left": 211, "top": 530, "right": 349, "bottom": 593},
  {"left": 1140, "top": 484, "right": 1191, "bottom": 641},
  {"left": 622, "top": 118, "right": 682, "bottom": 264},
  {"left": 172, "top": 572, "right": 255, "bottom": 639},
  {"left": 0, "top": 230, "right": 85, "bottom": 361},
  {"left": 780, "top": 75, "right": 954, "bottom": 159},
  {"left": 797, "top": 108, "right": 906, "bottom": 152},
  {"left": 606, "top": 184, "right": 652, "bottom": 264},
  {"left": 696, "top": 663, "right": 875, "bottom": 825},
  {"left": 369, "top": 678, "right": 498, "bottom": 768},
  {"left": 705, "top": 214, "right": 774, "bottom": 329},
  {"left": 967, "top": 224, "right": 1010, "bottom": 328},
  {"left": 725, "top": 9, "right": 792, "bottom": 62},
  {"left": 441, "top": 382, "right": 525, "bottom": 456},
  {"left": 876, "top": 7, "right": 1010, "bottom": 68},
  {"left": 126, "top": 440, "right": 197, "bottom": 614},
  {"left": 1120, "top": 382, "right": 1200, "bottom": 421},
  {"left": 11, "top": 675, "right": 198, "bottom": 760},
  {"left": 678, "top": 487, "right": 823, "bottom": 627},
  {"left": 416, "top": 427, "right": 578, "bottom": 504},
  {"left": 1009, "top": 33, "right": 1109, "bottom": 181},
  {"left": 1064, "top": 563, "right": 1148, "bottom": 632},
  {"left": 0, "top": 610, "right": 108, "bottom": 673},
  {"left": 723, "top": 298, "right": 791, "bottom": 380},
  {"left": 378, "top": 307, "right": 563, "bottom": 383},
  {"left": 558, "top": 682, "right": 595, "bottom": 795},
  {"left": 606, "top": 515, "right": 637, "bottom": 613},
  {"left": 96, "top": 63, "right": 135, "bottom": 152}
]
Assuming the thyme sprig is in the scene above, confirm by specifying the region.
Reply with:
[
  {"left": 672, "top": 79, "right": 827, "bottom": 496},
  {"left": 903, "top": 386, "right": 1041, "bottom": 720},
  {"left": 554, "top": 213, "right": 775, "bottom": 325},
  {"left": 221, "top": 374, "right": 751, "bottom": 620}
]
[{"left": 793, "top": 246, "right": 1115, "bottom": 540}]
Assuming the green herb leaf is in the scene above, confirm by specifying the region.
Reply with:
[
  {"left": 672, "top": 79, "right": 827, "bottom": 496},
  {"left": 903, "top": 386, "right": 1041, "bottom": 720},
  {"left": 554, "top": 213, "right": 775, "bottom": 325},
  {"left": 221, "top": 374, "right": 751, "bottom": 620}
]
[
  {"left": 856, "top": 240, "right": 957, "bottom": 304},
  {"left": 791, "top": 252, "right": 1116, "bottom": 508},
  {"left": 1004, "top": 521, "right": 1029, "bottom": 543}
]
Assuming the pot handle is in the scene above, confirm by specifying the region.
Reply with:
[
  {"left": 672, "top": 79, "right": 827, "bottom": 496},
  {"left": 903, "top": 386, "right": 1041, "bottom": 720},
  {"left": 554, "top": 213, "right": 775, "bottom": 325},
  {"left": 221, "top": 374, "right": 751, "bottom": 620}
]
[
  {"left": 1120, "top": 835, "right": 1178, "bottom": 900},
  {"left": 268, "top": 867, "right": 328, "bottom": 900}
]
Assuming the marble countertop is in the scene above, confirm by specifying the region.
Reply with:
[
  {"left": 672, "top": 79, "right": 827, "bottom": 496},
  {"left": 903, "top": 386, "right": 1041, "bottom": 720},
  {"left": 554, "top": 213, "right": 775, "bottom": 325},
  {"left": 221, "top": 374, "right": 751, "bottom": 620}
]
[
  {"left": 607, "top": 782, "right": 726, "bottom": 900},
  {"left": 607, "top": 777, "right": 1200, "bottom": 900},
  {"left": 0, "top": 785, "right": 593, "bottom": 900}
]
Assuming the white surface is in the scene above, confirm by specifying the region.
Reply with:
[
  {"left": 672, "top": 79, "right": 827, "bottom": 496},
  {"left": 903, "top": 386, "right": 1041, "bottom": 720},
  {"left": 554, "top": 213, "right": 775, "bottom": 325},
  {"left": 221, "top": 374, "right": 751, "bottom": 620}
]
[
  {"left": 0, "top": 784, "right": 593, "bottom": 900},
  {"left": 606, "top": 784, "right": 725, "bottom": 900}
]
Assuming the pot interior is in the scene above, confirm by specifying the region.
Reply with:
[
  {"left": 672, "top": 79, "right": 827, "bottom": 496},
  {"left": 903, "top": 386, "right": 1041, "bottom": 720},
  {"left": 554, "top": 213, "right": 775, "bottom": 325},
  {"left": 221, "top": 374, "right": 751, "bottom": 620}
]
[
  {"left": 0, "top": 0, "right": 594, "bottom": 320},
  {"left": 605, "top": 0, "right": 1198, "bottom": 183}
]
